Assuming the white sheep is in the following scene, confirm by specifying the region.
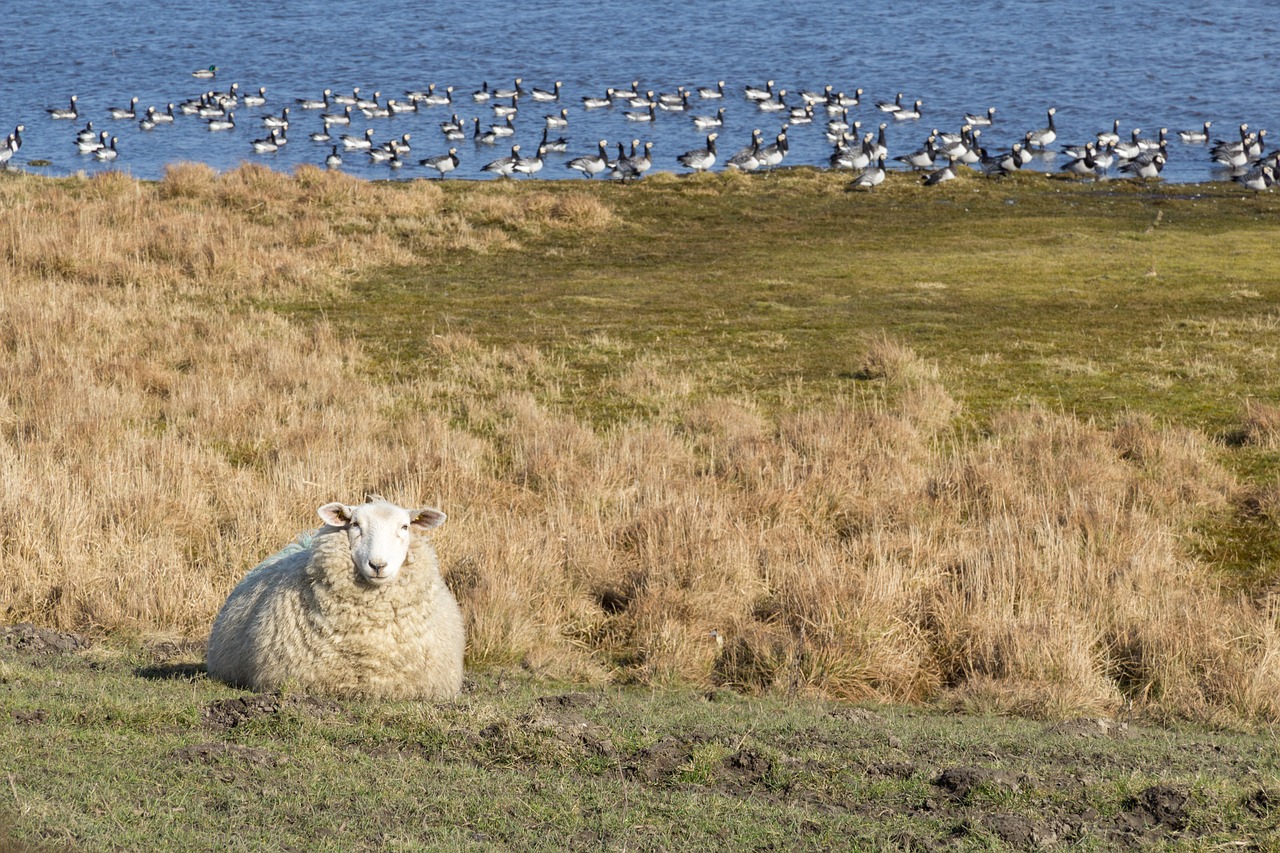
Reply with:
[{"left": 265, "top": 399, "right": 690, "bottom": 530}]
[{"left": 206, "top": 497, "right": 464, "bottom": 700}]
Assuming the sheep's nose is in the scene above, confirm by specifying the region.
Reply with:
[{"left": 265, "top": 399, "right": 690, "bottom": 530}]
[{"left": 369, "top": 559, "right": 387, "bottom": 577}]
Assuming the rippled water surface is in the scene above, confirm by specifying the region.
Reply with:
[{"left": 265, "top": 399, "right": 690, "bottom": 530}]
[{"left": 1, "top": 0, "right": 1277, "bottom": 183}]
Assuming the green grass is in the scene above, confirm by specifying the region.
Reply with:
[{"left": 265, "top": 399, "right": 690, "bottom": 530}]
[{"left": 4, "top": 637, "right": 1280, "bottom": 850}]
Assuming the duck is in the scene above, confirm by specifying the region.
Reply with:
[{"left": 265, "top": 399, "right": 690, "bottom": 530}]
[
  {"left": 341, "top": 128, "right": 375, "bottom": 150},
  {"left": 192, "top": 65, "right": 218, "bottom": 79},
  {"left": 481, "top": 144, "right": 521, "bottom": 177},
  {"left": 47, "top": 95, "right": 80, "bottom": 119},
  {"left": 514, "top": 144, "right": 546, "bottom": 176},
  {"left": 692, "top": 107, "right": 726, "bottom": 129},
  {"left": 420, "top": 147, "right": 460, "bottom": 178},
  {"left": 108, "top": 97, "right": 139, "bottom": 120},
  {"left": 530, "top": 81, "right": 561, "bottom": 102},
  {"left": 677, "top": 132, "right": 718, "bottom": 172},
  {"left": 851, "top": 156, "right": 886, "bottom": 189},
  {"left": 567, "top": 139, "right": 610, "bottom": 178},
  {"left": 325, "top": 146, "right": 342, "bottom": 168},
  {"left": 1027, "top": 107, "right": 1058, "bottom": 149},
  {"left": 241, "top": 87, "right": 267, "bottom": 107},
  {"left": 1177, "top": 121, "right": 1212, "bottom": 144},
  {"left": 892, "top": 99, "right": 923, "bottom": 121},
  {"left": 93, "top": 136, "right": 119, "bottom": 161},
  {"left": 697, "top": 80, "right": 725, "bottom": 99},
  {"left": 964, "top": 106, "right": 997, "bottom": 127},
  {"left": 206, "top": 112, "right": 236, "bottom": 131},
  {"left": 297, "top": 89, "right": 331, "bottom": 110}
]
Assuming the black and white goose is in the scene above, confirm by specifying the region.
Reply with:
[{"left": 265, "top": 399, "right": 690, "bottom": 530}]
[
  {"left": 964, "top": 106, "right": 996, "bottom": 127},
  {"left": 138, "top": 107, "right": 160, "bottom": 131},
  {"left": 692, "top": 107, "right": 726, "bottom": 129},
  {"left": 624, "top": 103, "right": 656, "bottom": 122},
  {"left": 242, "top": 87, "right": 267, "bottom": 107},
  {"left": 872, "top": 123, "right": 889, "bottom": 161},
  {"left": 0, "top": 125, "right": 23, "bottom": 168},
  {"left": 1096, "top": 119, "right": 1121, "bottom": 146},
  {"left": 492, "top": 79, "right": 524, "bottom": 99},
  {"left": 321, "top": 105, "right": 353, "bottom": 126},
  {"left": 876, "top": 92, "right": 905, "bottom": 113},
  {"left": 799, "top": 85, "right": 833, "bottom": 106},
  {"left": 829, "top": 133, "right": 872, "bottom": 170},
  {"left": 567, "top": 139, "right": 610, "bottom": 178},
  {"left": 325, "top": 146, "right": 342, "bottom": 168},
  {"left": 892, "top": 99, "right": 923, "bottom": 121},
  {"left": 895, "top": 135, "right": 938, "bottom": 170},
  {"left": 1119, "top": 148, "right": 1166, "bottom": 179},
  {"left": 757, "top": 130, "right": 789, "bottom": 169},
  {"left": 310, "top": 122, "right": 332, "bottom": 142},
  {"left": 341, "top": 128, "right": 375, "bottom": 150},
  {"left": 48, "top": 95, "right": 80, "bottom": 120},
  {"left": 610, "top": 140, "right": 652, "bottom": 180},
  {"left": 297, "top": 89, "right": 331, "bottom": 110},
  {"left": 530, "top": 81, "right": 562, "bottom": 102},
  {"left": 152, "top": 103, "right": 176, "bottom": 124},
  {"left": 482, "top": 144, "right": 521, "bottom": 177},
  {"left": 851, "top": 156, "right": 886, "bottom": 189},
  {"left": 75, "top": 120, "right": 96, "bottom": 142},
  {"left": 757, "top": 90, "right": 788, "bottom": 112},
  {"left": 830, "top": 89, "right": 862, "bottom": 108},
  {"left": 1234, "top": 162, "right": 1275, "bottom": 191},
  {"left": 92, "top": 135, "right": 119, "bottom": 161},
  {"left": 330, "top": 88, "right": 361, "bottom": 106},
  {"left": 491, "top": 98, "right": 519, "bottom": 118},
  {"left": 251, "top": 129, "right": 283, "bottom": 153},
  {"left": 1059, "top": 142, "right": 1101, "bottom": 178},
  {"left": 545, "top": 108, "right": 569, "bottom": 129},
  {"left": 76, "top": 130, "right": 109, "bottom": 153},
  {"left": 1178, "top": 121, "right": 1212, "bottom": 144},
  {"left": 697, "top": 80, "right": 725, "bottom": 99},
  {"left": 725, "top": 129, "right": 764, "bottom": 171},
  {"left": 108, "top": 97, "right": 138, "bottom": 120},
  {"left": 420, "top": 147, "right": 459, "bottom": 178},
  {"left": 513, "top": 144, "right": 546, "bottom": 176},
  {"left": 612, "top": 80, "right": 641, "bottom": 100},
  {"left": 980, "top": 143, "right": 1024, "bottom": 177},
  {"left": 422, "top": 85, "right": 454, "bottom": 106},
  {"left": 388, "top": 99, "right": 418, "bottom": 115},
  {"left": 487, "top": 115, "right": 516, "bottom": 138},
  {"left": 581, "top": 89, "right": 615, "bottom": 109},
  {"left": 262, "top": 107, "right": 290, "bottom": 129},
  {"left": 1114, "top": 128, "right": 1145, "bottom": 160},
  {"left": 923, "top": 157, "right": 956, "bottom": 185},
  {"left": 1027, "top": 107, "right": 1058, "bottom": 149},
  {"left": 354, "top": 90, "right": 382, "bottom": 111},
  {"left": 206, "top": 112, "right": 235, "bottom": 131},
  {"left": 658, "top": 90, "right": 690, "bottom": 112},
  {"left": 677, "top": 132, "right": 718, "bottom": 172},
  {"left": 743, "top": 80, "right": 775, "bottom": 101},
  {"left": 539, "top": 126, "right": 568, "bottom": 153},
  {"left": 471, "top": 82, "right": 491, "bottom": 102}
]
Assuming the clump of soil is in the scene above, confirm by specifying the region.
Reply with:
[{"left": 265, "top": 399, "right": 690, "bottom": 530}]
[
  {"left": 171, "top": 742, "right": 287, "bottom": 768},
  {"left": 0, "top": 624, "right": 91, "bottom": 655},
  {"left": 201, "top": 694, "right": 340, "bottom": 731}
]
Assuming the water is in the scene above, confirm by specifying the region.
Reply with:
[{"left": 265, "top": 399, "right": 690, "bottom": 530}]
[{"left": 1, "top": 0, "right": 1276, "bottom": 184}]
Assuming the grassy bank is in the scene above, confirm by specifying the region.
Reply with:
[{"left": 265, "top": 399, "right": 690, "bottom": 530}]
[{"left": 0, "top": 165, "right": 1279, "bottom": 727}]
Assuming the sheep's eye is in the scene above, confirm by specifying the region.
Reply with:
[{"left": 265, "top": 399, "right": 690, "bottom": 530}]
[{"left": 401, "top": 524, "right": 410, "bottom": 532}]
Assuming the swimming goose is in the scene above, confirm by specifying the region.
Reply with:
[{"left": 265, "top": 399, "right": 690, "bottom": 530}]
[
  {"left": 241, "top": 87, "right": 267, "bottom": 107},
  {"left": 198, "top": 98, "right": 231, "bottom": 118},
  {"left": 627, "top": 90, "right": 656, "bottom": 108},
  {"left": 75, "top": 121, "right": 96, "bottom": 142},
  {"left": 851, "top": 156, "right": 886, "bottom": 189},
  {"left": 108, "top": 97, "right": 138, "bottom": 119},
  {"left": 192, "top": 65, "right": 217, "bottom": 79},
  {"left": 209, "top": 82, "right": 240, "bottom": 105},
  {"left": 876, "top": 92, "right": 905, "bottom": 113},
  {"left": 262, "top": 107, "right": 290, "bottom": 128},
  {"left": 471, "top": 82, "right": 491, "bottom": 102},
  {"left": 321, "top": 105, "right": 353, "bottom": 126},
  {"left": 330, "top": 88, "right": 361, "bottom": 106},
  {"left": 658, "top": 90, "right": 690, "bottom": 111},
  {"left": 677, "top": 132, "right": 718, "bottom": 172},
  {"left": 567, "top": 139, "right": 610, "bottom": 178},
  {"left": 354, "top": 90, "right": 382, "bottom": 111},
  {"left": 799, "top": 85, "right": 833, "bottom": 106},
  {"left": 324, "top": 146, "right": 342, "bottom": 168},
  {"left": 514, "top": 144, "right": 546, "bottom": 176},
  {"left": 1234, "top": 162, "right": 1274, "bottom": 191},
  {"left": 1177, "top": 121, "right": 1212, "bottom": 144},
  {"left": 341, "top": 128, "right": 375, "bottom": 150},
  {"left": 530, "top": 81, "right": 561, "bottom": 102},
  {"left": 788, "top": 104, "right": 814, "bottom": 124},
  {"left": 964, "top": 106, "right": 997, "bottom": 127},
  {"left": 692, "top": 107, "right": 726, "bottom": 129},
  {"left": 1119, "top": 149, "right": 1166, "bottom": 179},
  {"left": 420, "top": 147, "right": 459, "bottom": 178},
  {"left": 624, "top": 104, "right": 656, "bottom": 122},
  {"left": 93, "top": 136, "right": 119, "bottom": 161},
  {"left": 491, "top": 97, "right": 519, "bottom": 118},
  {"left": 829, "top": 134, "right": 872, "bottom": 170},
  {"left": 492, "top": 78, "right": 524, "bottom": 99},
  {"left": 1114, "top": 128, "right": 1145, "bottom": 160},
  {"left": 830, "top": 89, "right": 863, "bottom": 108},
  {"left": 482, "top": 144, "right": 521, "bottom": 177},
  {"left": 582, "top": 89, "right": 615, "bottom": 109},
  {"left": 48, "top": 95, "right": 80, "bottom": 120},
  {"left": 892, "top": 99, "right": 923, "bottom": 121},
  {"left": 1027, "top": 107, "right": 1058, "bottom": 149},
  {"left": 488, "top": 115, "right": 516, "bottom": 137},
  {"left": 923, "top": 157, "right": 957, "bottom": 185},
  {"left": 251, "top": 129, "right": 283, "bottom": 152},
  {"left": 206, "top": 112, "right": 235, "bottom": 131},
  {"left": 152, "top": 103, "right": 176, "bottom": 124},
  {"left": 423, "top": 85, "right": 454, "bottom": 106},
  {"left": 826, "top": 109, "right": 850, "bottom": 134},
  {"left": 388, "top": 98, "right": 418, "bottom": 114},
  {"left": 757, "top": 90, "right": 788, "bottom": 112},
  {"left": 612, "top": 80, "right": 641, "bottom": 100},
  {"left": 697, "top": 80, "right": 725, "bottom": 99},
  {"left": 76, "top": 130, "right": 109, "bottom": 153},
  {"left": 743, "top": 80, "right": 775, "bottom": 101},
  {"left": 545, "top": 108, "right": 569, "bottom": 129},
  {"left": 310, "top": 122, "right": 332, "bottom": 142},
  {"left": 362, "top": 100, "right": 392, "bottom": 119},
  {"left": 297, "top": 89, "right": 331, "bottom": 109},
  {"left": 725, "top": 130, "right": 764, "bottom": 171},
  {"left": 539, "top": 126, "right": 568, "bottom": 153},
  {"left": 657, "top": 87, "right": 686, "bottom": 107},
  {"left": 138, "top": 107, "right": 159, "bottom": 131},
  {"left": 1136, "top": 127, "right": 1167, "bottom": 152},
  {"left": 367, "top": 144, "right": 396, "bottom": 163},
  {"left": 386, "top": 133, "right": 412, "bottom": 154}
]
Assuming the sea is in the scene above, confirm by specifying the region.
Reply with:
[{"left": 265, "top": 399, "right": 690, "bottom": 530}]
[{"left": 1, "top": 0, "right": 1276, "bottom": 184}]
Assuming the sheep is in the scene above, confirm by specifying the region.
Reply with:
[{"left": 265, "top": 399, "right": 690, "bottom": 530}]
[{"left": 206, "top": 497, "right": 464, "bottom": 700}]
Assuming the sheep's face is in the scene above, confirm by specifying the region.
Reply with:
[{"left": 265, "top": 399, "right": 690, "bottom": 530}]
[{"left": 318, "top": 499, "right": 446, "bottom": 586}]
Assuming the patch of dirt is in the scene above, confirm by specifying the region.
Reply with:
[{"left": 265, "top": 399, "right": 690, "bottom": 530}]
[
  {"left": 966, "top": 812, "right": 1059, "bottom": 848},
  {"left": 171, "top": 742, "right": 287, "bottom": 768},
  {"left": 201, "top": 694, "right": 341, "bottom": 732},
  {"left": 0, "top": 624, "right": 91, "bottom": 655},
  {"left": 1044, "top": 717, "right": 1131, "bottom": 739},
  {"left": 624, "top": 734, "right": 702, "bottom": 783},
  {"left": 934, "top": 766, "right": 1029, "bottom": 801},
  {"left": 721, "top": 748, "right": 773, "bottom": 789},
  {"left": 11, "top": 709, "right": 48, "bottom": 725},
  {"left": 537, "top": 692, "right": 598, "bottom": 710},
  {"left": 521, "top": 707, "right": 616, "bottom": 759}
]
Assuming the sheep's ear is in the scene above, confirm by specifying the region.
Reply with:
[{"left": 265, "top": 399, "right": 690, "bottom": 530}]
[
  {"left": 410, "top": 507, "right": 446, "bottom": 531},
  {"left": 365, "top": 492, "right": 385, "bottom": 503},
  {"left": 318, "top": 502, "right": 353, "bottom": 527}
]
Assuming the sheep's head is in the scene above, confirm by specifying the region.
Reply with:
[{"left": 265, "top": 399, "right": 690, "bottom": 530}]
[{"left": 317, "top": 499, "right": 446, "bottom": 585}]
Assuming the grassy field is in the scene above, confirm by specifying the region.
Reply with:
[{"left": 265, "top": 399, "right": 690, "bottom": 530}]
[{"left": 1, "top": 164, "right": 1280, "bottom": 847}]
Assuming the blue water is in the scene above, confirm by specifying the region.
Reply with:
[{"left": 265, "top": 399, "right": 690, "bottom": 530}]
[{"left": 1, "top": 0, "right": 1276, "bottom": 184}]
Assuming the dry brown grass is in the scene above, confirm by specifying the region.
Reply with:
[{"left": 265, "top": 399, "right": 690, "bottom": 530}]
[{"left": 2, "top": 168, "right": 1278, "bottom": 724}]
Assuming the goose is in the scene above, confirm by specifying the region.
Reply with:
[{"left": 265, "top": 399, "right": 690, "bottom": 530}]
[
  {"left": 1210, "top": 123, "right": 1250, "bottom": 156},
  {"left": 423, "top": 85, "right": 454, "bottom": 106},
  {"left": 324, "top": 146, "right": 342, "bottom": 168},
  {"left": 513, "top": 144, "right": 546, "bottom": 176},
  {"left": 657, "top": 87, "right": 686, "bottom": 107},
  {"left": 788, "top": 104, "right": 814, "bottom": 124},
  {"left": 696, "top": 80, "right": 725, "bottom": 99},
  {"left": 439, "top": 114, "right": 464, "bottom": 134},
  {"left": 851, "top": 156, "right": 886, "bottom": 189},
  {"left": 362, "top": 100, "right": 392, "bottom": 119},
  {"left": 1114, "top": 128, "right": 1146, "bottom": 160},
  {"left": 692, "top": 107, "right": 726, "bottom": 129},
  {"left": 310, "top": 122, "right": 333, "bottom": 142},
  {"left": 826, "top": 110, "right": 850, "bottom": 134},
  {"left": 743, "top": 80, "right": 775, "bottom": 101},
  {"left": 1136, "top": 127, "right": 1167, "bottom": 152},
  {"left": 895, "top": 136, "right": 938, "bottom": 170},
  {"left": 354, "top": 90, "right": 382, "bottom": 111},
  {"left": 341, "top": 128, "right": 375, "bottom": 150},
  {"left": 108, "top": 97, "right": 138, "bottom": 119},
  {"left": 539, "top": 126, "right": 568, "bottom": 153},
  {"left": 76, "top": 130, "right": 109, "bottom": 153},
  {"left": 892, "top": 99, "right": 923, "bottom": 121},
  {"left": 192, "top": 65, "right": 218, "bottom": 79},
  {"left": 297, "top": 89, "right": 331, "bottom": 109},
  {"left": 757, "top": 90, "right": 788, "bottom": 112},
  {"left": 321, "top": 105, "right": 353, "bottom": 126},
  {"left": 627, "top": 90, "right": 656, "bottom": 108},
  {"left": 757, "top": 130, "right": 789, "bottom": 169},
  {"left": 476, "top": 117, "right": 501, "bottom": 145},
  {"left": 799, "top": 85, "right": 833, "bottom": 106},
  {"left": 1097, "top": 119, "right": 1121, "bottom": 146},
  {"left": 367, "top": 144, "right": 396, "bottom": 163},
  {"left": 262, "top": 107, "right": 290, "bottom": 128},
  {"left": 251, "top": 129, "right": 282, "bottom": 153},
  {"left": 830, "top": 89, "right": 863, "bottom": 108},
  {"left": 420, "top": 147, "right": 459, "bottom": 178},
  {"left": 488, "top": 115, "right": 516, "bottom": 137},
  {"left": 611, "top": 140, "right": 652, "bottom": 180},
  {"left": 964, "top": 106, "right": 997, "bottom": 127},
  {"left": 923, "top": 157, "right": 957, "bottom": 185},
  {"left": 198, "top": 97, "right": 230, "bottom": 118},
  {"left": 568, "top": 139, "right": 611, "bottom": 178},
  {"left": 48, "top": 96, "right": 80, "bottom": 120},
  {"left": 582, "top": 89, "right": 615, "bottom": 109},
  {"left": 386, "top": 133, "right": 412, "bottom": 154},
  {"left": 981, "top": 143, "right": 1024, "bottom": 177},
  {"left": 1027, "top": 107, "right": 1058, "bottom": 149},
  {"left": 624, "top": 104, "right": 656, "bottom": 122},
  {"left": 330, "top": 88, "right": 361, "bottom": 106},
  {"left": 1092, "top": 143, "right": 1116, "bottom": 170},
  {"left": 178, "top": 95, "right": 206, "bottom": 115},
  {"left": 481, "top": 144, "right": 521, "bottom": 177},
  {"left": 206, "top": 112, "right": 236, "bottom": 131},
  {"left": 151, "top": 103, "right": 176, "bottom": 124},
  {"left": 210, "top": 82, "right": 240, "bottom": 105},
  {"left": 241, "top": 87, "right": 267, "bottom": 107},
  {"left": 725, "top": 130, "right": 764, "bottom": 171},
  {"left": 871, "top": 123, "right": 889, "bottom": 161},
  {"left": 1234, "top": 162, "right": 1274, "bottom": 191},
  {"left": 1213, "top": 138, "right": 1255, "bottom": 169},
  {"left": 677, "top": 132, "right": 718, "bottom": 172},
  {"left": 492, "top": 78, "right": 524, "bottom": 99},
  {"left": 830, "top": 137, "right": 872, "bottom": 171},
  {"left": 1060, "top": 142, "right": 1101, "bottom": 178},
  {"left": 75, "top": 120, "right": 97, "bottom": 142},
  {"left": 545, "top": 108, "right": 569, "bottom": 129},
  {"left": 0, "top": 129, "right": 20, "bottom": 169},
  {"left": 491, "top": 98, "right": 519, "bottom": 118},
  {"left": 1119, "top": 149, "right": 1166, "bottom": 179},
  {"left": 612, "top": 80, "right": 641, "bottom": 100},
  {"left": 876, "top": 92, "right": 905, "bottom": 113},
  {"left": 138, "top": 107, "right": 159, "bottom": 131},
  {"left": 1177, "top": 121, "right": 1212, "bottom": 144},
  {"left": 530, "top": 81, "right": 561, "bottom": 102},
  {"left": 388, "top": 98, "right": 418, "bottom": 115},
  {"left": 93, "top": 136, "right": 119, "bottom": 161},
  {"left": 658, "top": 90, "right": 690, "bottom": 112},
  {"left": 471, "top": 82, "right": 491, "bottom": 102}
]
